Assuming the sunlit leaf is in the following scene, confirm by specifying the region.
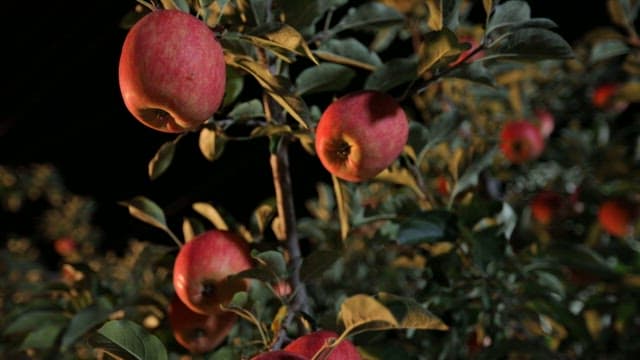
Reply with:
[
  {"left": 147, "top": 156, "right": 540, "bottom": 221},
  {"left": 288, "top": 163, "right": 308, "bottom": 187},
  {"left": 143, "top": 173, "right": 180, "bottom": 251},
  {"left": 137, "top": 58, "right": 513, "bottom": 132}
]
[
  {"left": 243, "top": 23, "right": 319, "bottom": 64},
  {"left": 61, "top": 297, "right": 114, "bottom": 351},
  {"left": 90, "top": 320, "right": 168, "bottom": 360},
  {"left": 223, "top": 66, "right": 244, "bottom": 107},
  {"left": 364, "top": 56, "right": 418, "bottom": 92},
  {"left": 332, "top": 175, "right": 350, "bottom": 242},
  {"left": 295, "top": 63, "right": 356, "bottom": 96},
  {"left": 250, "top": 124, "right": 293, "bottom": 138},
  {"left": 199, "top": 127, "right": 226, "bottom": 162},
  {"left": 119, "top": 196, "right": 168, "bottom": 232},
  {"left": 425, "top": 0, "right": 462, "bottom": 31},
  {"left": 333, "top": 2, "right": 405, "bottom": 34},
  {"left": 192, "top": 202, "right": 229, "bottom": 231},
  {"left": 418, "top": 29, "right": 467, "bottom": 76},
  {"left": 183, "top": 216, "right": 206, "bottom": 242},
  {"left": 148, "top": 140, "right": 176, "bottom": 180},
  {"left": 482, "top": 0, "right": 493, "bottom": 18},
  {"left": 377, "top": 293, "right": 449, "bottom": 330},
  {"left": 315, "top": 38, "right": 383, "bottom": 71},
  {"left": 374, "top": 165, "right": 425, "bottom": 199},
  {"left": 160, "top": 0, "right": 189, "bottom": 12}
]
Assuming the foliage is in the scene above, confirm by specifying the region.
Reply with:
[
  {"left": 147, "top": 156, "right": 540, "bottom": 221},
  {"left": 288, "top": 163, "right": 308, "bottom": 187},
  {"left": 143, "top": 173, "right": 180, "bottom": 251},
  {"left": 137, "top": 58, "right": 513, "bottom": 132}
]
[{"left": 2, "top": 0, "right": 640, "bottom": 359}]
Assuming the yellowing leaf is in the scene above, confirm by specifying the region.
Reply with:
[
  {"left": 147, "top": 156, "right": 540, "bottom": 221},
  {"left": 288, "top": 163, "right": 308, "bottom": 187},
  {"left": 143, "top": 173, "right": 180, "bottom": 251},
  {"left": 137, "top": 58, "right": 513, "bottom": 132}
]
[
  {"left": 425, "top": 0, "right": 444, "bottom": 30},
  {"left": 332, "top": 175, "right": 350, "bottom": 242},
  {"left": 192, "top": 202, "right": 229, "bottom": 231}
]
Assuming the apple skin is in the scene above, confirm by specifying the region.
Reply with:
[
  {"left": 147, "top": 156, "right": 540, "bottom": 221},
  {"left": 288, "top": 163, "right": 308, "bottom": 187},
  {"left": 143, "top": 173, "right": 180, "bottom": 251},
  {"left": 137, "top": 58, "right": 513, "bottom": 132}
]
[
  {"left": 54, "top": 237, "right": 77, "bottom": 257},
  {"left": 173, "top": 230, "right": 253, "bottom": 315},
  {"left": 314, "top": 90, "right": 409, "bottom": 182},
  {"left": 119, "top": 9, "right": 226, "bottom": 133},
  {"left": 534, "top": 109, "right": 555, "bottom": 139},
  {"left": 168, "top": 295, "right": 237, "bottom": 354},
  {"left": 597, "top": 199, "right": 637, "bottom": 238},
  {"left": 284, "top": 330, "right": 361, "bottom": 360},
  {"left": 499, "top": 120, "right": 545, "bottom": 164},
  {"left": 530, "top": 191, "right": 563, "bottom": 225},
  {"left": 250, "top": 351, "right": 309, "bottom": 360}
]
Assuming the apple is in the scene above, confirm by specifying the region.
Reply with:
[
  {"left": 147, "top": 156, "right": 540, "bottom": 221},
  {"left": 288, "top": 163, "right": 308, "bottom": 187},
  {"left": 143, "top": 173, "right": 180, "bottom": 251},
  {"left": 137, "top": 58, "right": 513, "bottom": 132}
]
[
  {"left": 284, "top": 330, "right": 361, "bottom": 359},
  {"left": 314, "top": 90, "right": 409, "bottom": 182},
  {"left": 54, "top": 236, "right": 77, "bottom": 257},
  {"left": 119, "top": 9, "right": 226, "bottom": 133},
  {"left": 436, "top": 175, "right": 450, "bottom": 197},
  {"left": 168, "top": 295, "right": 237, "bottom": 354},
  {"left": 250, "top": 351, "right": 309, "bottom": 360},
  {"left": 597, "top": 199, "right": 638, "bottom": 238},
  {"left": 173, "top": 229, "right": 253, "bottom": 315},
  {"left": 534, "top": 108, "right": 555, "bottom": 139},
  {"left": 530, "top": 190, "right": 563, "bottom": 225},
  {"left": 499, "top": 120, "right": 545, "bottom": 164}
]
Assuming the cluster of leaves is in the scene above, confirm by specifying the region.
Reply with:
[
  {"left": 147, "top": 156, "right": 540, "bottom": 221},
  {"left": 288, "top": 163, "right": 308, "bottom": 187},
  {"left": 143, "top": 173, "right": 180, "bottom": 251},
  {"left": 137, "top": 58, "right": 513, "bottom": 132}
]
[{"left": 2, "top": 0, "right": 640, "bottom": 359}]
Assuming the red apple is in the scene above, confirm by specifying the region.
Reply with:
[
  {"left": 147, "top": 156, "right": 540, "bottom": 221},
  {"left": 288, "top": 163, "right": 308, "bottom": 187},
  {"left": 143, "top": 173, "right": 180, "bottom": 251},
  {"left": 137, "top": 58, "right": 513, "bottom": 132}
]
[
  {"left": 530, "top": 191, "right": 563, "bottom": 225},
  {"left": 597, "top": 199, "right": 637, "bottom": 237},
  {"left": 534, "top": 109, "right": 555, "bottom": 139},
  {"left": 119, "top": 9, "right": 226, "bottom": 133},
  {"left": 54, "top": 237, "right": 77, "bottom": 257},
  {"left": 284, "top": 330, "right": 361, "bottom": 359},
  {"left": 499, "top": 120, "right": 545, "bottom": 164},
  {"left": 250, "top": 351, "right": 309, "bottom": 360},
  {"left": 168, "top": 295, "right": 237, "bottom": 354},
  {"left": 314, "top": 90, "right": 409, "bottom": 182},
  {"left": 436, "top": 175, "right": 450, "bottom": 197},
  {"left": 173, "top": 230, "right": 253, "bottom": 315}
]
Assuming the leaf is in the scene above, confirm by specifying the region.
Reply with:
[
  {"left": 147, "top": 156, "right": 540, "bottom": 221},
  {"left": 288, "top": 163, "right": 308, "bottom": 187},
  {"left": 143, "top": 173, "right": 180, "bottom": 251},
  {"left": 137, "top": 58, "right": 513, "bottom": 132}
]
[
  {"left": 148, "top": 140, "right": 176, "bottom": 180},
  {"left": 119, "top": 196, "right": 168, "bottom": 232},
  {"left": 295, "top": 63, "right": 356, "bottom": 96},
  {"left": 364, "top": 56, "right": 418, "bottom": 92},
  {"left": 332, "top": 174, "right": 350, "bottom": 242},
  {"left": 300, "top": 250, "right": 341, "bottom": 281},
  {"left": 445, "top": 61, "right": 496, "bottom": 87},
  {"left": 414, "top": 110, "right": 464, "bottom": 165},
  {"left": 418, "top": 29, "right": 468, "bottom": 76},
  {"left": 377, "top": 293, "right": 449, "bottom": 331},
  {"left": 449, "top": 147, "right": 498, "bottom": 204},
  {"left": 250, "top": 124, "right": 293, "bottom": 138},
  {"left": 489, "top": 28, "right": 575, "bottom": 60},
  {"left": 425, "top": 0, "right": 462, "bottom": 31},
  {"left": 222, "top": 66, "right": 244, "bottom": 107},
  {"left": 244, "top": 23, "right": 318, "bottom": 64},
  {"left": 160, "top": 0, "right": 189, "bottom": 12},
  {"left": 470, "top": 227, "right": 507, "bottom": 271},
  {"left": 396, "top": 210, "right": 458, "bottom": 245},
  {"left": 374, "top": 165, "right": 425, "bottom": 199},
  {"left": 279, "top": 0, "right": 348, "bottom": 32},
  {"left": 61, "top": 297, "right": 114, "bottom": 351},
  {"left": 192, "top": 202, "right": 229, "bottom": 231},
  {"left": 229, "top": 99, "right": 265, "bottom": 121},
  {"left": 589, "top": 39, "right": 629, "bottom": 64},
  {"left": 3, "top": 311, "right": 67, "bottom": 336},
  {"left": 333, "top": 2, "right": 405, "bottom": 34},
  {"left": 315, "top": 38, "right": 383, "bottom": 71},
  {"left": 254, "top": 250, "right": 287, "bottom": 277},
  {"left": 486, "top": 0, "right": 531, "bottom": 35},
  {"left": 482, "top": 0, "right": 493, "bottom": 18},
  {"left": 19, "top": 322, "right": 65, "bottom": 351},
  {"left": 607, "top": 0, "right": 639, "bottom": 28},
  {"left": 90, "top": 320, "right": 168, "bottom": 360},
  {"left": 225, "top": 53, "right": 311, "bottom": 128},
  {"left": 199, "top": 127, "right": 226, "bottom": 162}
]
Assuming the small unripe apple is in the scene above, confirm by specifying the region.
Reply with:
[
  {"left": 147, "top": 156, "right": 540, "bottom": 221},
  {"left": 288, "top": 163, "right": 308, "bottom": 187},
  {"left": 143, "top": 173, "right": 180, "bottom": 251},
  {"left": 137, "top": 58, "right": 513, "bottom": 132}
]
[
  {"left": 119, "top": 9, "right": 226, "bottom": 133},
  {"left": 250, "top": 351, "right": 308, "bottom": 360},
  {"left": 168, "top": 295, "right": 237, "bottom": 354},
  {"left": 314, "top": 90, "right": 409, "bottom": 182},
  {"left": 173, "top": 230, "right": 253, "bottom": 315},
  {"left": 534, "top": 109, "right": 555, "bottom": 139},
  {"left": 499, "top": 120, "right": 545, "bottom": 164},
  {"left": 284, "top": 330, "right": 361, "bottom": 359},
  {"left": 530, "top": 191, "right": 563, "bottom": 225},
  {"left": 597, "top": 199, "right": 637, "bottom": 237}
]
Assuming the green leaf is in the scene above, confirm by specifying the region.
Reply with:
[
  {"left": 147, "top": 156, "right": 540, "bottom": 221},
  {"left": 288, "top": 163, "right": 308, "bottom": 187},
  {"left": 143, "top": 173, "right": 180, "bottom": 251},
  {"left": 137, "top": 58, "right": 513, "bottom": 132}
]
[
  {"left": 295, "top": 63, "right": 356, "bottom": 96},
  {"left": 229, "top": 99, "right": 265, "bottom": 121},
  {"left": 418, "top": 29, "right": 468, "bottom": 76},
  {"left": 470, "top": 227, "right": 507, "bottom": 272},
  {"left": 300, "top": 250, "right": 341, "bottom": 281},
  {"left": 249, "top": 0, "right": 268, "bottom": 25},
  {"left": 445, "top": 61, "right": 496, "bottom": 87},
  {"left": 315, "top": 38, "right": 383, "bottom": 71},
  {"left": 333, "top": 2, "right": 405, "bottom": 34},
  {"left": 250, "top": 124, "right": 293, "bottom": 138},
  {"left": 199, "top": 127, "right": 226, "bottom": 162},
  {"left": 225, "top": 53, "right": 311, "bottom": 128},
  {"left": 223, "top": 66, "right": 244, "bottom": 107},
  {"left": 192, "top": 202, "right": 229, "bottom": 231},
  {"left": 148, "top": 140, "right": 176, "bottom": 180},
  {"left": 160, "top": 0, "right": 190, "bottom": 12},
  {"left": 450, "top": 147, "right": 498, "bottom": 204},
  {"left": 589, "top": 39, "right": 630, "bottom": 64},
  {"left": 535, "top": 271, "right": 566, "bottom": 299},
  {"left": 90, "top": 320, "right": 168, "bottom": 360},
  {"left": 364, "top": 56, "right": 418, "bottom": 92},
  {"left": 396, "top": 210, "right": 458, "bottom": 245},
  {"left": 243, "top": 23, "right": 319, "bottom": 64},
  {"left": 279, "top": 0, "right": 348, "bottom": 33},
  {"left": 119, "top": 196, "right": 168, "bottom": 232},
  {"left": 489, "top": 28, "right": 575, "bottom": 60},
  {"left": 414, "top": 110, "right": 464, "bottom": 165},
  {"left": 3, "top": 311, "right": 67, "bottom": 336},
  {"left": 19, "top": 322, "right": 65, "bottom": 351},
  {"left": 254, "top": 250, "right": 287, "bottom": 277},
  {"left": 61, "top": 297, "right": 114, "bottom": 351},
  {"left": 425, "top": 0, "right": 462, "bottom": 31},
  {"left": 486, "top": 0, "right": 531, "bottom": 35}
]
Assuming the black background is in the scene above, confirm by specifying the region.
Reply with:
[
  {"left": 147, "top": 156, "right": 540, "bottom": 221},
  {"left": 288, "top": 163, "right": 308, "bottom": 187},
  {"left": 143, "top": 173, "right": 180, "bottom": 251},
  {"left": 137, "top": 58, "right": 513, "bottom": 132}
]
[{"left": 0, "top": 2, "right": 613, "bottom": 247}]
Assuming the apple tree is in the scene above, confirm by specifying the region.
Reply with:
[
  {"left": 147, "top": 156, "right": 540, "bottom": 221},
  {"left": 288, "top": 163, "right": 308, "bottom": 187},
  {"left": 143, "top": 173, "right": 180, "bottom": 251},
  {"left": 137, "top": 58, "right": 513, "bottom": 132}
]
[{"left": 2, "top": 0, "right": 640, "bottom": 359}]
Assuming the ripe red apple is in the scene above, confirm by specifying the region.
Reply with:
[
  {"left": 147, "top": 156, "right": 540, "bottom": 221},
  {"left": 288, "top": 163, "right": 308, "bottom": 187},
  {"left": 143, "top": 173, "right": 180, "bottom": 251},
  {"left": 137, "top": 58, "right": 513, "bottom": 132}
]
[
  {"left": 530, "top": 191, "right": 563, "bottom": 225},
  {"left": 499, "top": 120, "right": 545, "bottom": 164},
  {"left": 173, "top": 230, "right": 253, "bottom": 315},
  {"left": 597, "top": 199, "right": 638, "bottom": 237},
  {"left": 250, "top": 351, "right": 308, "bottom": 360},
  {"left": 284, "top": 330, "right": 361, "bottom": 359},
  {"left": 534, "top": 109, "right": 555, "bottom": 139},
  {"left": 119, "top": 9, "right": 226, "bottom": 133},
  {"left": 314, "top": 90, "right": 409, "bottom": 182},
  {"left": 168, "top": 295, "right": 237, "bottom": 354},
  {"left": 54, "top": 236, "right": 77, "bottom": 257}
]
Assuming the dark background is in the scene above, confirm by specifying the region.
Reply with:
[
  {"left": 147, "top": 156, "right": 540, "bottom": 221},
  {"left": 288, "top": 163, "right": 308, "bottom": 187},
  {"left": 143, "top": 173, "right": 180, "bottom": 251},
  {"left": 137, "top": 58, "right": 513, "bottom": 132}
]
[{"left": 0, "top": 1, "right": 613, "bottom": 247}]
